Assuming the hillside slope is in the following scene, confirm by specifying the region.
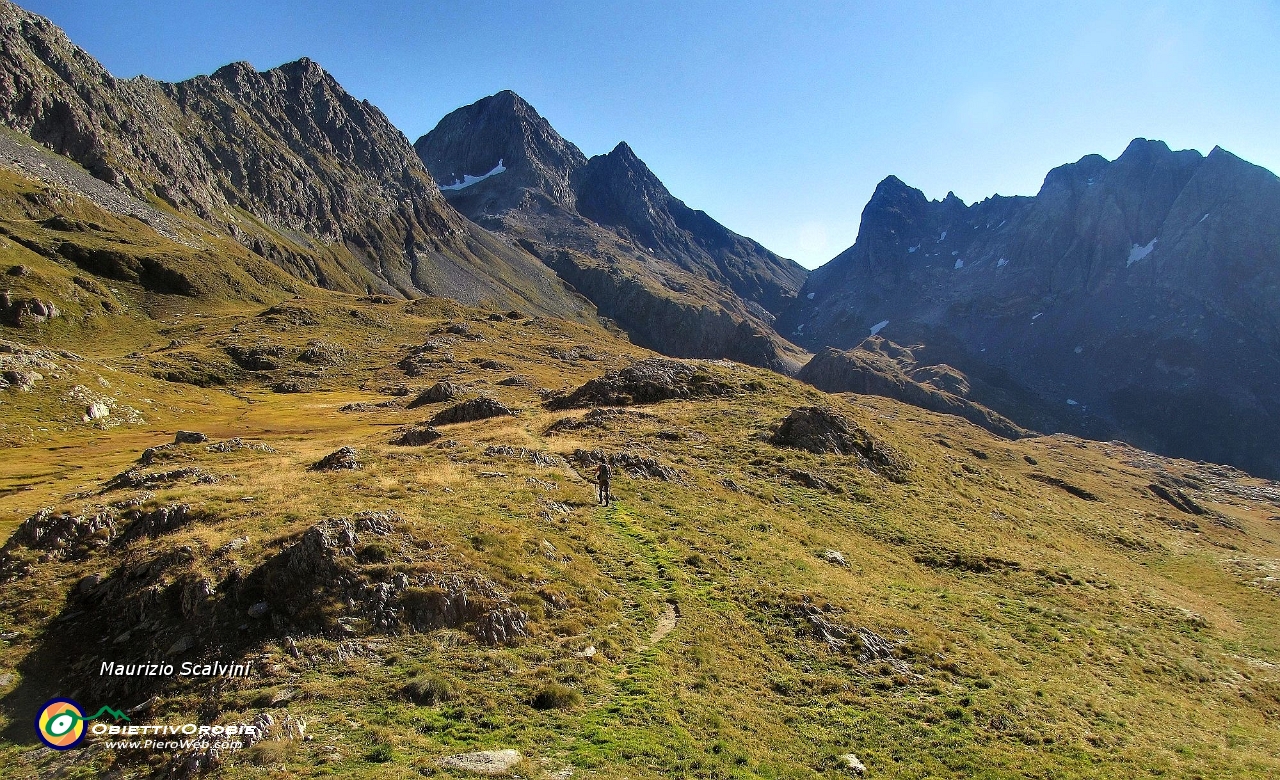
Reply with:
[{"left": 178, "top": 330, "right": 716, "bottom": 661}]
[{"left": 1, "top": 255, "right": 1278, "bottom": 778}]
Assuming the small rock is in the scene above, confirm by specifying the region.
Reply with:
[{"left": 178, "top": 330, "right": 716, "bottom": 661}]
[
  {"left": 311, "top": 447, "right": 361, "bottom": 471},
  {"left": 129, "top": 695, "right": 160, "bottom": 715},
  {"left": 407, "top": 380, "right": 460, "bottom": 408},
  {"left": 438, "top": 748, "right": 523, "bottom": 776},
  {"left": 84, "top": 402, "right": 110, "bottom": 421},
  {"left": 248, "top": 602, "right": 270, "bottom": 619},
  {"left": 820, "top": 549, "right": 850, "bottom": 568},
  {"left": 217, "top": 536, "right": 250, "bottom": 554},
  {"left": 167, "top": 635, "right": 196, "bottom": 655},
  {"left": 77, "top": 573, "right": 103, "bottom": 594},
  {"left": 838, "top": 753, "right": 867, "bottom": 775},
  {"left": 175, "top": 431, "right": 208, "bottom": 444},
  {"left": 391, "top": 425, "right": 442, "bottom": 446}
]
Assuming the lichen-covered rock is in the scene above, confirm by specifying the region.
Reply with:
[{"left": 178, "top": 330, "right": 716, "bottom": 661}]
[
  {"left": 407, "top": 380, "right": 461, "bottom": 408},
  {"left": 311, "top": 447, "right": 361, "bottom": 471},
  {"left": 429, "top": 396, "right": 514, "bottom": 426},
  {"left": 548, "top": 358, "right": 742, "bottom": 409},
  {"left": 118, "top": 504, "right": 193, "bottom": 545},
  {"left": 174, "top": 430, "right": 207, "bottom": 444},
  {"left": 570, "top": 449, "right": 682, "bottom": 482},
  {"left": 391, "top": 425, "right": 442, "bottom": 446},
  {"left": 770, "top": 406, "right": 911, "bottom": 482},
  {"left": 2, "top": 507, "right": 116, "bottom": 563},
  {"left": 437, "top": 748, "right": 523, "bottom": 776}
]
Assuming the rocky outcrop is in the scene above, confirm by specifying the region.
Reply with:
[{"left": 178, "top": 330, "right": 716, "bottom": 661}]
[
  {"left": 391, "top": 425, "right": 442, "bottom": 446},
  {"left": 0, "top": 290, "right": 59, "bottom": 325},
  {"left": 770, "top": 406, "right": 911, "bottom": 482},
  {"left": 311, "top": 447, "right": 361, "bottom": 471},
  {"left": 1, "top": 507, "right": 115, "bottom": 565},
  {"left": 783, "top": 139, "right": 1280, "bottom": 478},
  {"left": 799, "top": 342, "right": 1029, "bottom": 439},
  {"left": 428, "top": 397, "right": 514, "bottom": 426},
  {"left": 407, "top": 380, "right": 461, "bottom": 408},
  {"left": 570, "top": 449, "right": 682, "bottom": 482},
  {"left": 787, "top": 598, "right": 900, "bottom": 662},
  {"left": 548, "top": 358, "right": 746, "bottom": 409},
  {"left": 543, "top": 407, "right": 658, "bottom": 434}
]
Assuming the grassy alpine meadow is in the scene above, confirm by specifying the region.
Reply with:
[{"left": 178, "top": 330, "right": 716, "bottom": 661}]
[{"left": 0, "top": 187, "right": 1278, "bottom": 778}]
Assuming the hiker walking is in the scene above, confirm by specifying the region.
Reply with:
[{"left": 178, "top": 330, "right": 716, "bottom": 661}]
[{"left": 596, "top": 461, "right": 612, "bottom": 506}]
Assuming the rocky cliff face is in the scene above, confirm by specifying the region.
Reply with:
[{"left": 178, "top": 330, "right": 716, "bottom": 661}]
[
  {"left": 416, "top": 91, "right": 807, "bottom": 371},
  {"left": 784, "top": 139, "right": 1280, "bottom": 478},
  {"left": 0, "top": 2, "right": 594, "bottom": 320}
]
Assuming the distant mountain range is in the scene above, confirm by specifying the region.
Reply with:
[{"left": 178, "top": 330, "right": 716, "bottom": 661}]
[
  {"left": 782, "top": 139, "right": 1280, "bottom": 478},
  {"left": 1, "top": 0, "right": 1277, "bottom": 478}
]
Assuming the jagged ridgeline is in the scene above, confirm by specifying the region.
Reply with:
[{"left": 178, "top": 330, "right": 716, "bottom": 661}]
[
  {"left": 416, "top": 90, "right": 810, "bottom": 372},
  {"left": 0, "top": 1, "right": 594, "bottom": 319},
  {"left": 782, "top": 140, "right": 1280, "bottom": 479}
]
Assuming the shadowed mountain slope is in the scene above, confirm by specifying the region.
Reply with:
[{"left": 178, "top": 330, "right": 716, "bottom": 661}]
[
  {"left": 783, "top": 139, "right": 1280, "bottom": 478},
  {"left": 416, "top": 90, "right": 808, "bottom": 372}
]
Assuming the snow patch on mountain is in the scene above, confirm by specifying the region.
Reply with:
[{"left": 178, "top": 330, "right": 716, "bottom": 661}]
[
  {"left": 1127, "top": 238, "right": 1157, "bottom": 267},
  {"left": 440, "top": 160, "right": 506, "bottom": 191}
]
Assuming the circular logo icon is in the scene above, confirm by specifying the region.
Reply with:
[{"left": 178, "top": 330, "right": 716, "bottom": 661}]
[{"left": 36, "top": 698, "right": 86, "bottom": 750}]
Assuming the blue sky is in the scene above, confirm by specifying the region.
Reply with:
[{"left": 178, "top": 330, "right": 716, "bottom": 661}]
[{"left": 23, "top": 0, "right": 1280, "bottom": 268}]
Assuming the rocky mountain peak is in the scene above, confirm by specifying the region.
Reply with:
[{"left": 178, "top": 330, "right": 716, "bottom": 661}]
[
  {"left": 415, "top": 90, "right": 587, "bottom": 209},
  {"left": 786, "top": 138, "right": 1280, "bottom": 478}
]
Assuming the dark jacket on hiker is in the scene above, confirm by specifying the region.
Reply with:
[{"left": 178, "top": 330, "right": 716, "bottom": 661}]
[{"left": 597, "top": 463, "right": 611, "bottom": 504}]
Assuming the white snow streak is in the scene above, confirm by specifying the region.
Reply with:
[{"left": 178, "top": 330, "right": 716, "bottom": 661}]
[
  {"left": 870, "top": 320, "right": 889, "bottom": 336},
  {"left": 1127, "top": 238, "right": 1157, "bottom": 267},
  {"left": 439, "top": 159, "right": 507, "bottom": 191}
]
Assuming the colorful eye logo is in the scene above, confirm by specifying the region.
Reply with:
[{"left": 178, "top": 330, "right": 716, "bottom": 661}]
[{"left": 35, "top": 698, "right": 86, "bottom": 750}]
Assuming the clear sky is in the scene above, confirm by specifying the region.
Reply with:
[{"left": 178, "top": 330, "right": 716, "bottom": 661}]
[{"left": 21, "top": 0, "right": 1280, "bottom": 268}]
